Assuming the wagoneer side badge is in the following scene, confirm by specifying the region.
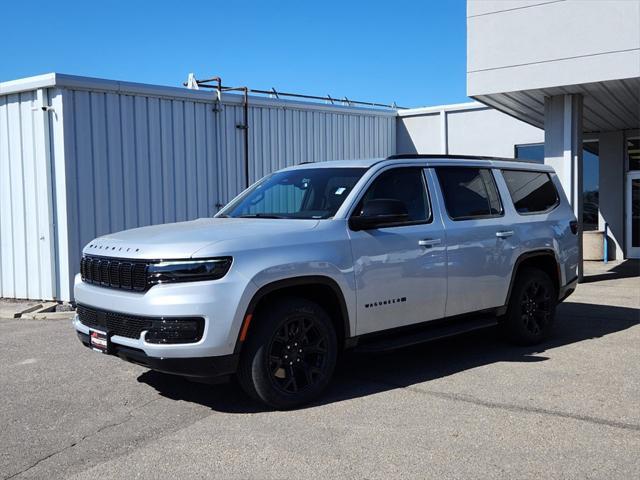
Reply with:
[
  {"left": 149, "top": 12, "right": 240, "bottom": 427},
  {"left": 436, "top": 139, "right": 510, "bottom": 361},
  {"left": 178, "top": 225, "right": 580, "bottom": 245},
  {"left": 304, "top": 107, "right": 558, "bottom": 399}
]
[{"left": 365, "top": 297, "right": 407, "bottom": 309}]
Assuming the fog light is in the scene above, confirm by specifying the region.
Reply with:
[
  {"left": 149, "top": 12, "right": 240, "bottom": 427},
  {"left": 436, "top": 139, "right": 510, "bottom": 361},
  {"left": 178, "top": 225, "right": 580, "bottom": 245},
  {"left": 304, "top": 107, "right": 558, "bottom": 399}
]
[{"left": 145, "top": 318, "right": 204, "bottom": 344}]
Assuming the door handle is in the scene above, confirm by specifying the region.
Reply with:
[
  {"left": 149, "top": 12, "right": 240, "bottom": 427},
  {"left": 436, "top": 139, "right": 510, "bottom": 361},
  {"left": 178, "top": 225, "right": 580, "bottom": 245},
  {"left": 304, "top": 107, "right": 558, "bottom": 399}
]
[
  {"left": 496, "top": 230, "right": 514, "bottom": 238},
  {"left": 419, "top": 238, "right": 442, "bottom": 247}
]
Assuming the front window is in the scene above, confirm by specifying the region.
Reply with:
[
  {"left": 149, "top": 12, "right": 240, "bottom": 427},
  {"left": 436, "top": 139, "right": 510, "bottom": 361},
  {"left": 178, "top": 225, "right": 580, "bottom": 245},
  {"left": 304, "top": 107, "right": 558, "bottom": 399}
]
[
  {"left": 219, "top": 168, "right": 365, "bottom": 219},
  {"left": 353, "top": 168, "right": 431, "bottom": 224}
]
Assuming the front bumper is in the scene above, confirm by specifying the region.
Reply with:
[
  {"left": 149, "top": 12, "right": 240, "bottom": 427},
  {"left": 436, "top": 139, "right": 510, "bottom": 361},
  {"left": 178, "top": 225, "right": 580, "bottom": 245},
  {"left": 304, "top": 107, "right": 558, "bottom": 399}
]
[
  {"left": 76, "top": 330, "right": 238, "bottom": 380},
  {"left": 73, "top": 271, "right": 257, "bottom": 358}
]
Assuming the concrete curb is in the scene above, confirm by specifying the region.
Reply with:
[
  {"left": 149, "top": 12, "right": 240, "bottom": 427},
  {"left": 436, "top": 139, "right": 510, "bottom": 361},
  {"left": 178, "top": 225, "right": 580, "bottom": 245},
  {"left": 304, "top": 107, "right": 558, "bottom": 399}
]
[{"left": 20, "top": 311, "right": 76, "bottom": 321}]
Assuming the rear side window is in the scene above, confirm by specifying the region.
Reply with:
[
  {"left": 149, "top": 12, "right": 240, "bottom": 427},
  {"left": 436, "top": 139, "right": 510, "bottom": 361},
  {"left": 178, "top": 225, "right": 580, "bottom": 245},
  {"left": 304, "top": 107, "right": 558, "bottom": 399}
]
[
  {"left": 502, "top": 170, "right": 559, "bottom": 214},
  {"left": 436, "top": 167, "right": 503, "bottom": 220}
]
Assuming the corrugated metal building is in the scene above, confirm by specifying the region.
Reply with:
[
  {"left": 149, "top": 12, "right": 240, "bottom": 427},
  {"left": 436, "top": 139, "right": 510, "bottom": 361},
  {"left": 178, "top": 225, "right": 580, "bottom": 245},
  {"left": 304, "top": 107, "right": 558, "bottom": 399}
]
[{"left": 0, "top": 73, "right": 397, "bottom": 301}]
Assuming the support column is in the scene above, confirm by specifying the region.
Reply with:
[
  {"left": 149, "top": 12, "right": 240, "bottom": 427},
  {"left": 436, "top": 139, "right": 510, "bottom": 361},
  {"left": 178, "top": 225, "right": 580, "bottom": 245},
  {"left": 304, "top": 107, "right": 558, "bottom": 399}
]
[
  {"left": 598, "top": 131, "right": 625, "bottom": 260},
  {"left": 544, "top": 94, "right": 584, "bottom": 278},
  {"left": 439, "top": 109, "right": 448, "bottom": 154}
]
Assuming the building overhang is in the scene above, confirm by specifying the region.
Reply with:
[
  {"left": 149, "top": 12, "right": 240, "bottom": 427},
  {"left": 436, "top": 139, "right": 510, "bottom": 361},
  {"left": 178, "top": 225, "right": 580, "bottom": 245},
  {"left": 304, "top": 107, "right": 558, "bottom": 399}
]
[
  {"left": 466, "top": 0, "right": 640, "bottom": 134},
  {"left": 471, "top": 77, "right": 640, "bottom": 133}
]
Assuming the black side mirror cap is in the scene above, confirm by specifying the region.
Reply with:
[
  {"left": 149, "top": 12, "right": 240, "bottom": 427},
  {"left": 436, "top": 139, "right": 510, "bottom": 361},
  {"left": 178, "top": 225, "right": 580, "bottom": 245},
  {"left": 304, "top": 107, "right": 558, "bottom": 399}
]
[{"left": 349, "top": 199, "right": 409, "bottom": 231}]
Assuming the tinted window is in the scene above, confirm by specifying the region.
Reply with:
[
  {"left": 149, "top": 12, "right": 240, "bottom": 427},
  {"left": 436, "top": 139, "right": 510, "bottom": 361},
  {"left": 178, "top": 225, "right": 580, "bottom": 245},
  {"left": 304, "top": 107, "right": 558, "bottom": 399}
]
[
  {"left": 355, "top": 168, "right": 430, "bottom": 223},
  {"left": 436, "top": 167, "right": 503, "bottom": 220},
  {"left": 502, "top": 170, "right": 559, "bottom": 214},
  {"left": 221, "top": 168, "right": 365, "bottom": 219}
]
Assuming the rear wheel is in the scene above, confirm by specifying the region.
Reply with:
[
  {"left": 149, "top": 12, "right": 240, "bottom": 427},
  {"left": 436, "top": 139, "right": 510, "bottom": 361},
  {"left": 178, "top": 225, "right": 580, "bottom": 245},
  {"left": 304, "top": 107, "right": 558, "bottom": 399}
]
[
  {"left": 237, "top": 297, "right": 337, "bottom": 409},
  {"left": 502, "top": 267, "right": 557, "bottom": 345}
]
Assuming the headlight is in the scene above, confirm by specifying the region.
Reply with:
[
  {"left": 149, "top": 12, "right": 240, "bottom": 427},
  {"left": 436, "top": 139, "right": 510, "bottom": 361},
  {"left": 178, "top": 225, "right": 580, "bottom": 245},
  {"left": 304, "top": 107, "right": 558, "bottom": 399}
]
[{"left": 147, "top": 257, "right": 232, "bottom": 286}]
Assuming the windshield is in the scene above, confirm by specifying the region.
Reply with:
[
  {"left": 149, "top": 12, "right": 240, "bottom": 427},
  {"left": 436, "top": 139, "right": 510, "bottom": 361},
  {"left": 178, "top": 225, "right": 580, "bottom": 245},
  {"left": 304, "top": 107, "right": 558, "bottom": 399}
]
[{"left": 219, "top": 167, "right": 366, "bottom": 219}]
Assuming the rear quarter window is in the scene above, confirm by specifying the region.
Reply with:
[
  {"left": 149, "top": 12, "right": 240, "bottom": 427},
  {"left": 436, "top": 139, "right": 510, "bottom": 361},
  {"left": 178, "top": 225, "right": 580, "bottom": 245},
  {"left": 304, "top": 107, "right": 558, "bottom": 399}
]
[{"left": 501, "top": 170, "right": 559, "bottom": 214}]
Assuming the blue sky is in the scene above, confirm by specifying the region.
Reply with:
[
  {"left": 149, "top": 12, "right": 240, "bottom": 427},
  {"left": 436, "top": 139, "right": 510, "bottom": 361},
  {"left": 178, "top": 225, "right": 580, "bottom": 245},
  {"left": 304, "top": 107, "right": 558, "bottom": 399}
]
[{"left": 1, "top": 0, "right": 468, "bottom": 108}]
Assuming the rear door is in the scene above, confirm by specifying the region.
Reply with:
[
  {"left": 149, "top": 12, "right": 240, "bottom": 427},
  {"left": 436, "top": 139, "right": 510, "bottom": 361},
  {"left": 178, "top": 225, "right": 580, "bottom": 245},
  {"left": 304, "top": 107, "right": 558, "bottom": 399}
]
[
  {"left": 432, "top": 166, "right": 516, "bottom": 317},
  {"left": 348, "top": 166, "right": 447, "bottom": 335},
  {"left": 500, "top": 168, "right": 577, "bottom": 282}
]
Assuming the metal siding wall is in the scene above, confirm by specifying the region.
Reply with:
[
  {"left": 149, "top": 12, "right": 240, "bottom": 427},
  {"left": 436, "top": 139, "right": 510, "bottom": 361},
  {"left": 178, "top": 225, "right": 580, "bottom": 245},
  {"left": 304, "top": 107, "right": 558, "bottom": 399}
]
[
  {"left": 62, "top": 90, "right": 224, "bottom": 287},
  {"left": 0, "top": 91, "right": 56, "bottom": 300},
  {"left": 2, "top": 81, "right": 395, "bottom": 300},
  {"left": 49, "top": 88, "right": 72, "bottom": 302},
  {"left": 241, "top": 105, "right": 396, "bottom": 189}
]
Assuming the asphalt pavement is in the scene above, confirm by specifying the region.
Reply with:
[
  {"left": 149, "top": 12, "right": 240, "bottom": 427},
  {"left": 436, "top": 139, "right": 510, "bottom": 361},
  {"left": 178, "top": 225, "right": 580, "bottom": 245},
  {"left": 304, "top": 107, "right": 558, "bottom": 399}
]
[{"left": 1, "top": 261, "right": 638, "bottom": 479}]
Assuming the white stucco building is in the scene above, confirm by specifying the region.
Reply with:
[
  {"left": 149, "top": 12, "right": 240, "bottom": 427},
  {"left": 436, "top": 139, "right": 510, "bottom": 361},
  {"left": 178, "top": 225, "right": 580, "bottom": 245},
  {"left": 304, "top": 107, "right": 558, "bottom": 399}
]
[
  {"left": 467, "top": 0, "right": 640, "bottom": 264},
  {"left": 399, "top": 0, "right": 639, "bottom": 264}
]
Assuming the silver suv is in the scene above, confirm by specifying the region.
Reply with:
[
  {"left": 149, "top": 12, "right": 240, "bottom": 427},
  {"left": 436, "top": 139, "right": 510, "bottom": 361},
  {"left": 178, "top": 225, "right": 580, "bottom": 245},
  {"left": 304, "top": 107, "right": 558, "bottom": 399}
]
[{"left": 73, "top": 155, "right": 580, "bottom": 409}]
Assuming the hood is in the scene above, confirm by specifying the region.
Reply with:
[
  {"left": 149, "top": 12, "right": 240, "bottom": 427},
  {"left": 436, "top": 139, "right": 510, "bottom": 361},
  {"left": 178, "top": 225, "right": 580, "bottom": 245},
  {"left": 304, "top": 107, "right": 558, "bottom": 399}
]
[{"left": 83, "top": 217, "right": 320, "bottom": 260}]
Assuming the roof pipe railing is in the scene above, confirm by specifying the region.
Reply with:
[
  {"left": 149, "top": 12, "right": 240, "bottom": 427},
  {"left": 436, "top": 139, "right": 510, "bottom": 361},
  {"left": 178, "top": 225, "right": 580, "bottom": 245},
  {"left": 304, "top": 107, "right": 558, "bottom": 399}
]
[{"left": 184, "top": 76, "right": 404, "bottom": 110}]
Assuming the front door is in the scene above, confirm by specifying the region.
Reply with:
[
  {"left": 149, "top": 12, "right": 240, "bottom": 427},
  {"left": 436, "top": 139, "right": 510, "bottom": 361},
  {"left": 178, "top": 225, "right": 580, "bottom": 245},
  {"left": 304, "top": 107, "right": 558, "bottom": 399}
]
[
  {"left": 348, "top": 167, "right": 447, "bottom": 335},
  {"left": 626, "top": 172, "right": 640, "bottom": 259}
]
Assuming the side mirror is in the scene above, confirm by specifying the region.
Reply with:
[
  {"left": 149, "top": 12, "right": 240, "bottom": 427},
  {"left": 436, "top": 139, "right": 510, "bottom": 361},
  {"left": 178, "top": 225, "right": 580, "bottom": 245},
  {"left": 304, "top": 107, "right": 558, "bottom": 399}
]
[{"left": 349, "top": 199, "right": 409, "bottom": 231}]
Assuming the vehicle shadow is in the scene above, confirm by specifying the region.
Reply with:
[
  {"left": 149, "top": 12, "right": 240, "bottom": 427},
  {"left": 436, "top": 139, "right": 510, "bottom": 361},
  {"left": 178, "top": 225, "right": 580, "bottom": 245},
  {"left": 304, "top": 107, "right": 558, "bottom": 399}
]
[{"left": 137, "top": 302, "right": 639, "bottom": 413}]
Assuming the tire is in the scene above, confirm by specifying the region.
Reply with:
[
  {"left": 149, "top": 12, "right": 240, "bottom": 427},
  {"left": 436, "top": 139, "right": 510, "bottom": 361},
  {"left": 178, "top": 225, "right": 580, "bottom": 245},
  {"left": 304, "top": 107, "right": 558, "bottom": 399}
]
[
  {"left": 237, "top": 296, "right": 338, "bottom": 409},
  {"left": 502, "top": 267, "right": 557, "bottom": 345}
]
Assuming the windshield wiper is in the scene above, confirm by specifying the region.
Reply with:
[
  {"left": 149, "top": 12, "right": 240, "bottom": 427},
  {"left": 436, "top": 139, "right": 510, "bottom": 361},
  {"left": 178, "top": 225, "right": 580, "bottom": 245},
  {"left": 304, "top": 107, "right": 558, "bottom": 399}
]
[{"left": 236, "top": 213, "right": 287, "bottom": 219}]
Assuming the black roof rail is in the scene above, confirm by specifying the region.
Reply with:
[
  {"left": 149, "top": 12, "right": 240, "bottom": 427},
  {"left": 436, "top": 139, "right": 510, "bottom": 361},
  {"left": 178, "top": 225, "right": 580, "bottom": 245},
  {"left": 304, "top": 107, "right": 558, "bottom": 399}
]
[{"left": 386, "top": 153, "right": 515, "bottom": 162}]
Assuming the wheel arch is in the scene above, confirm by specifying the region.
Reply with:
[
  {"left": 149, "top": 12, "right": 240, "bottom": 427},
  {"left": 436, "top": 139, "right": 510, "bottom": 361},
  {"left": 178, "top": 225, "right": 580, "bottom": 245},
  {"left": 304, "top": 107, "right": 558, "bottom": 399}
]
[
  {"left": 504, "top": 249, "right": 561, "bottom": 309},
  {"left": 234, "top": 276, "right": 351, "bottom": 353}
]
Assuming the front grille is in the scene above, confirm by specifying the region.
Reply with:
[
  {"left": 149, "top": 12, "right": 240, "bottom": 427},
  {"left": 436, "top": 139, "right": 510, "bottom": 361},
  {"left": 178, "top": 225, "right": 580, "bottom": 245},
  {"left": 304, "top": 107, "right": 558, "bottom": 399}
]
[
  {"left": 81, "top": 256, "right": 148, "bottom": 291},
  {"left": 77, "top": 304, "right": 205, "bottom": 343},
  {"left": 77, "top": 304, "right": 153, "bottom": 339}
]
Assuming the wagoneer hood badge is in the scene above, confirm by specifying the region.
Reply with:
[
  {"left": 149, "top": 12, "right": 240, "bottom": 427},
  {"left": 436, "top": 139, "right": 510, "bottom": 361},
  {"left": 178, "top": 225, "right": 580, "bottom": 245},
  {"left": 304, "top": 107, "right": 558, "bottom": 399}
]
[
  {"left": 83, "top": 217, "right": 320, "bottom": 260},
  {"left": 86, "top": 242, "right": 144, "bottom": 255}
]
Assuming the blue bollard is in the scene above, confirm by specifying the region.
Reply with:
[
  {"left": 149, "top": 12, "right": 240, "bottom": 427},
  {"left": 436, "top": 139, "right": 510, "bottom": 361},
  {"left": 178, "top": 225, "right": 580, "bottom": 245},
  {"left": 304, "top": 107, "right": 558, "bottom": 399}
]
[{"left": 603, "top": 222, "right": 608, "bottom": 264}]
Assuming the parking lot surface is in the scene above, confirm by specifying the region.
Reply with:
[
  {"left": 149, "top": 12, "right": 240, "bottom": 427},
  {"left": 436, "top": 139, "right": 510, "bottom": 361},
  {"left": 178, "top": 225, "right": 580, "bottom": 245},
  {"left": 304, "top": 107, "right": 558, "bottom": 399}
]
[{"left": 1, "top": 261, "right": 638, "bottom": 479}]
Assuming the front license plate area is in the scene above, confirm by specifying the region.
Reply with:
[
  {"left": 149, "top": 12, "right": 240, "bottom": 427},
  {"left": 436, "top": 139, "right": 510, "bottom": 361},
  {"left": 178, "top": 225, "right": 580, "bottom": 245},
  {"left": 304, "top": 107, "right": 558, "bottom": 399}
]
[{"left": 90, "top": 329, "right": 109, "bottom": 354}]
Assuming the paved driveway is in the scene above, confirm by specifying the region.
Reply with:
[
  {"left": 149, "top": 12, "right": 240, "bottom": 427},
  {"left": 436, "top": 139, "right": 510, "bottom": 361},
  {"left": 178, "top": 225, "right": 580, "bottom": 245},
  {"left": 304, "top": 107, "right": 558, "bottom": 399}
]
[{"left": 1, "top": 261, "right": 638, "bottom": 479}]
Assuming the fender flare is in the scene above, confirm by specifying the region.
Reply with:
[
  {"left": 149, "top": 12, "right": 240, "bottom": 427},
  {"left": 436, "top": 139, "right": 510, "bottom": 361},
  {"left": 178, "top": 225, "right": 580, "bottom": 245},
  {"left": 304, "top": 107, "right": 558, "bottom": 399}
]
[
  {"left": 233, "top": 275, "right": 351, "bottom": 353},
  {"left": 502, "top": 249, "right": 560, "bottom": 312}
]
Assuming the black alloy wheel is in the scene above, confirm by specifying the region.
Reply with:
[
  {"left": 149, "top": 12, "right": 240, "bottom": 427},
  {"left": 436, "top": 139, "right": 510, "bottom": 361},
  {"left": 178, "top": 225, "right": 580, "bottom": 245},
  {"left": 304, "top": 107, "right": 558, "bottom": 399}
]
[
  {"left": 503, "top": 267, "right": 557, "bottom": 345},
  {"left": 267, "top": 315, "right": 330, "bottom": 395},
  {"left": 520, "top": 279, "right": 552, "bottom": 336},
  {"left": 237, "top": 297, "right": 337, "bottom": 409}
]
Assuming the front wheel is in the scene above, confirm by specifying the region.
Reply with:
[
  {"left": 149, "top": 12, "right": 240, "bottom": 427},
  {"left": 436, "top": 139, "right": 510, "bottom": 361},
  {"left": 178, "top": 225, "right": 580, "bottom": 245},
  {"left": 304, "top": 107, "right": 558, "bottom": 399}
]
[
  {"left": 502, "top": 267, "right": 557, "bottom": 345},
  {"left": 237, "top": 297, "right": 337, "bottom": 409}
]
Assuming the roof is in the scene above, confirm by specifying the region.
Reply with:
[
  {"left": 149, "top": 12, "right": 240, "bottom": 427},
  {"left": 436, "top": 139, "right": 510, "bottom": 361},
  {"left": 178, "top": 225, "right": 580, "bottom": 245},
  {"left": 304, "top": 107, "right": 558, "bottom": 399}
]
[
  {"left": 0, "top": 73, "right": 397, "bottom": 117},
  {"left": 396, "top": 101, "right": 487, "bottom": 117},
  {"left": 283, "top": 159, "right": 383, "bottom": 170},
  {"left": 285, "top": 155, "right": 554, "bottom": 172}
]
